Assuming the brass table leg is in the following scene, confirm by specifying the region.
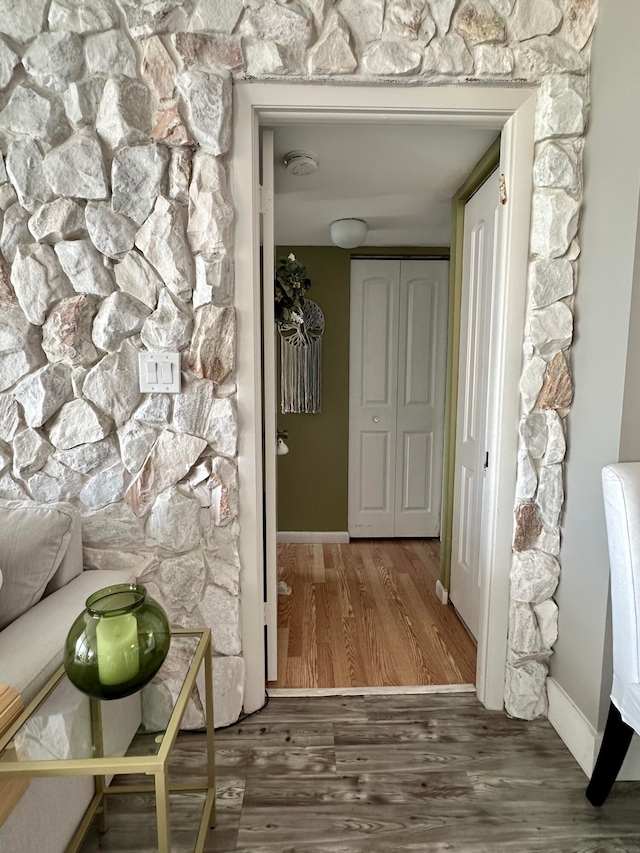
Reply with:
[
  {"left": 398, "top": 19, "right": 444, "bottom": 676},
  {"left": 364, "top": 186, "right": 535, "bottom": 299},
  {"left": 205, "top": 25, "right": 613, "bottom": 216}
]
[
  {"left": 90, "top": 698, "right": 108, "bottom": 834},
  {"left": 155, "top": 769, "right": 171, "bottom": 853},
  {"left": 204, "top": 646, "right": 216, "bottom": 830}
]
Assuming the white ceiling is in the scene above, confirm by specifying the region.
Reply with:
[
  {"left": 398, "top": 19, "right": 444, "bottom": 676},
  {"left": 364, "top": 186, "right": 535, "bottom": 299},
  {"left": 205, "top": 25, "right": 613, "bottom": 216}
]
[{"left": 273, "top": 122, "right": 499, "bottom": 248}]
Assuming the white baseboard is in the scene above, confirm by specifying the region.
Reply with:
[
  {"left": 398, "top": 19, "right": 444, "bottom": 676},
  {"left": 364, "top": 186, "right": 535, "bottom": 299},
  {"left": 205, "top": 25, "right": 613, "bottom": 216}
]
[
  {"left": 277, "top": 531, "right": 350, "bottom": 544},
  {"left": 267, "top": 684, "right": 476, "bottom": 698},
  {"left": 435, "top": 579, "right": 449, "bottom": 605},
  {"left": 547, "top": 676, "right": 640, "bottom": 781}
]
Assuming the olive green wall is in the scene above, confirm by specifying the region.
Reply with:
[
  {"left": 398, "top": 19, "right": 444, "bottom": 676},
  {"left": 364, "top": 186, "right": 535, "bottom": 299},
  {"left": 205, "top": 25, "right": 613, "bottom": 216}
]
[{"left": 276, "top": 245, "right": 449, "bottom": 532}]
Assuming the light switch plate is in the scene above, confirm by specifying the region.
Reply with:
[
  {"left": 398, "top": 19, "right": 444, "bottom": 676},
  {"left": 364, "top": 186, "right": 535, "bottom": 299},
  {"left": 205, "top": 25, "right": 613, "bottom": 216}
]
[{"left": 138, "top": 352, "right": 181, "bottom": 393}]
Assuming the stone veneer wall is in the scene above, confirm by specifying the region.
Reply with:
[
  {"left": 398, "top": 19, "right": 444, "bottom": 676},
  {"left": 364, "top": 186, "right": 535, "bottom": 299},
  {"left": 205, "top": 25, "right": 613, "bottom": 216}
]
[{"left": 0, "top": 0, "right": 597, "bottom": 724}]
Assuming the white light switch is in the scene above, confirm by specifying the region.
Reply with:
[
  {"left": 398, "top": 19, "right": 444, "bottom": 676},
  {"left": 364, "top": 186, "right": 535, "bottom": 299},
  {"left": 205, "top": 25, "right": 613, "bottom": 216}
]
[{"left": 138, "top": 352, "right": 181, "bottom": 393}]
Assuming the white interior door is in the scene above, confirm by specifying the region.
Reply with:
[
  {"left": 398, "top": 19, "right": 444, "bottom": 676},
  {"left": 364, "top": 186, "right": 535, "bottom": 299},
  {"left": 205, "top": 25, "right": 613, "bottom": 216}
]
[
  {"left": 395, "top": 260, "right": 448, "bottom": 537},
  {"left": 348, "top": 260, "right": 399, "bottom": 537},
  {"left": 450, "top": 169, "right": 500, "bottom": 639},
  {"left": 261, "top": 129, "right": 278, "bottom": 681}
]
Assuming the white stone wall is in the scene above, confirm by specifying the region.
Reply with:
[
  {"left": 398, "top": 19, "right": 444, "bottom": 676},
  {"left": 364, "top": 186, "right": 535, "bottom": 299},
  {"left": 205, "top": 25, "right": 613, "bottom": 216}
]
[{"left": 0, "top": 0, "right": 597, "bottom": 724}]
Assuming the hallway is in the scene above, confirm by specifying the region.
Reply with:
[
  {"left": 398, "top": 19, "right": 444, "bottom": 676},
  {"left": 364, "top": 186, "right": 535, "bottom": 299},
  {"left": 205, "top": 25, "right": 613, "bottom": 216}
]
[{"left": 269, "top": 539, "right": 476, "bottom": 689}]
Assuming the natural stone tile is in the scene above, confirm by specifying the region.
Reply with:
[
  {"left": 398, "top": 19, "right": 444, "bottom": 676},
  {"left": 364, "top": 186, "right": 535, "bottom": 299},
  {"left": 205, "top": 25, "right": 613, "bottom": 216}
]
[
  {"left": 172, "top": 375, "right": 215, "bottom": 437},
  {"left": 27, "top": 471, "right": 62, "bottom": 502},
  {"left": 430, "top": 0, "right": 457, "bottom": 34},
  {"left": 534, "top": 141, "right": 580, "bottom": 192},
  {"left": 363, "top": 41, "right": 422, "bottom": 75},
  {"left": 513, "top": 502, "right": 543, "bottom": 553},
  {"left": 529, "top": 301, "right": 573, "bottom": 358},
  {"left": 55, "top": 239, "right": 115, "bottom": 298},
  {"left": 40, "top": 457, "right": 84, "bottom": 501},
  {"left": 188, "top": 0, "right": 243, "bottom": 33},
  {"left": 140, "top": 288, "right": 192, "bottom": 351},
  {"left": 42, "top": 295, "right": 99, "bottom": 367},
  {"left": 168, "top": 148, "right": 192, "bottom": 204},
  {"left": 488, "top": 0, "right": 516, "bottom": 15},
  {"left": 63, "top": 79, "right": 106, "bottom": 127},
  {"left": 117, "top": 0, "right": 192, "bottom": 39},
  {"left": 11, "top": 243, "right": 74, "bottom": 326},
  {"left": 85, "top": 201, "right": 137, "bottom": 260},
  {"left": 558, "top": 0, "right": 598, "bottom": 51},
  {"left": 0, "top": 0, "right": 47, "bottom": 43},
  {"left": 210, "top": 456, "right": 238, "bottom": 526},
  {"left": 509, "top": 601, "right": 543, "bottom": 657},
  {"left": 383, "top": 0, "right": 436, "bottom": 44},
  {"left": 519, "top": 413, "right": 547, "bottom": 459},
  {"left": 0, "top": 256, "right": 15, "bottom": 305},
  {"left": 534, "top": 599, "right": 558, "bottom": 650},
  {"left": 422, "top": 34, "right": 474, "bottom": 76},
  {"left": 85, "top": 29, "right": 137, "bottom": 77},
  {"left": 126, "top": 429, "right": 207, "bottom": 517},
  {"left": 83, "top": 339, "right": 142, "bottom": 426},
  {"left": 510, "top": 0, "right": 562, "bottom": 42},
  {"left": 515, "top": 451, "right": 537, "bottom": 501},
  {"left": 28, "top": 199, "right": 86, "bottom": 245},
  {"left": 114, "top": 251, "right": 162, "bottom": 310},
  {"left": 6, "top": 137, "right": 54, "bottom": 214},
  {"left": 81, "top": 501, "right": 144, "bottom": 550},
  {"left": 141, "top": 35, "right": 176, "bottom": 104},
  {"left": 112, "top": 144, "right": 169, "bottom": 225},
  {"left": 308, "top": 23, "right": 357, "bottom": 75},
  {"left": 538, "top": 351, "right": 573, "bottom": 412},
  {"left": 54, "top": 436, "right": 119, "bottom": 474},
  {"left": 154, "top": 552, "right": 207, "bottom": 616},
  {"left": 0, "top": 350, "right": 44, "bottom": 394},
  {"left": 92, "top": 291, "right": 151, "bottom": 352},
  {"left": 0, "top": 304, "right": 37, "bottom": 354},
  {"left": 455, "top": 0, "right": 505, "bottom": 45},
  {"left": 118, "top": 418, "right": 159, "bottom": 473},
  {"left": 70, "top": 366, "right": 87, "bottom": 397},
  {"left": 13, "top": 364, "right": 72, "bottom": 428},
  {"left": 530, "top": 190, "right": 580, "bottom": 258},
  {"left": 535, "top": 74, "right": 589, "bottom": 140},
  {"left": 520, "top": 354, "right": 546, "bottom": 413},
  {"left": 335, "top": 0, "right": 383, "bottom": 45},
  {"left": 187, "top": 151, "right": 233, "bottom": 257},
  {"left": 175, "top": 71, "right": 231, "bottom": 156},
  {"left": 22, "top": 32, "right": 84, "bottom": 92},
  {"left": 0, "top": 183, "right": 16, "bottom": 211},
  {"left": 544, "top": 410, "right": 566, "bottom": 465},
  {"left": 0, "top": 394, "right": 19, "bottom": 442},
  {"left": 48, "top": 398, "right": 112, "bottom": 449},
  {"left": 147, "top": 486, "right": 202, "bottom": 552},
  {"left": 84, "top": 547, "right": 157, "bottom": 574},
  {"left": 529, "top": 259, "right": 574, "bottom": 309},
  {"left": 1, "top": 204, "right": 31, "bottom": 264},
  {"left": 511, "top": 549, "right": 560, "bottom": 605},
  {"left": 241, "top": 3, "right": 314, "bottom": 48},
  {"left": 0, "top": 36, "right": 19, "bottom": 88},
  {"left": 0, "top": 472, "right": 27, "bottom": 500},
  {"left": 135, "top": 196, "right": 194, "bottom": 297},
  {"left": 0, "top": 85, "right": 70, "bottom": 145},
  {"left": 12, "top": 427, "right": 51, "bottom": 478},
  {"left": 245, "top": 41, "right": 288, "bottom": 76},
  {"left": 134, "top": 393, "right": 171, "bottom": 425},
  {"left": 96, "top": 77, "right": 152, "bottom": 151},
  {"left": 49, "top": 0, "right": 118, "bottom": 34},
  {"left": 515, "top": 35, "right": 587, "bottom": 81},
  {"left": 198, "top": 583, "right": 241, "bottom": 655},
  {"left": 187, "top": 305, "right": 235, "bottom": 384},
  {"left": 79, "top": 461, "right": 127, "bottom": 510},
  {"left": 537, "top": 462, "right": 564, "bottom": 527},
  {"left": 212, "top": 655, "right": 244, "bottom": 727},
  {"left": 536, "top": 523, "right": 561, "bottom": 558},
  {"left": 172, "top": 32, "right": 244, "bottom": 72},
  {"left": 194, "top": 255, "right": 233, "bottom": 309},
  {"left": 43, "top": 130, "right": 108, "bottom": 200},
  {"left": 472, "top": 44, "right": 514, "bottom": 76},
  {"left": 151, "top": 102, "right": 194, "bottom": 146}
]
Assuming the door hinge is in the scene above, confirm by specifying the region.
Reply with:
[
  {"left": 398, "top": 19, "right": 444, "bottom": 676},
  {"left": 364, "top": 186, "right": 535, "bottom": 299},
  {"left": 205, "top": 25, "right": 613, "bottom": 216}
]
[
  {"left": 259, "top": 183, "right": 272, "bottom": 216},
  {"left": 499, "top": 174, "right": 507, "bottom": 205},
  {"left": 484, "top": 451, "right": 489, "bottom": 470}
]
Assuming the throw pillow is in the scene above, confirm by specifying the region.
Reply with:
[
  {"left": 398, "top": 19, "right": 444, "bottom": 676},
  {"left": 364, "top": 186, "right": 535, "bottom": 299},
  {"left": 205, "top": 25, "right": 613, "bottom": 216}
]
[{"left": 0, "top": 500, "right": 76, "bottom": 630}]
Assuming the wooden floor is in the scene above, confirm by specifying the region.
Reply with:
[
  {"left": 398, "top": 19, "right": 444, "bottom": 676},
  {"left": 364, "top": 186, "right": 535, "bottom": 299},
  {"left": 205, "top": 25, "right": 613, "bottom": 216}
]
[
  {"left": 80, "top": 693, "right": 640, "bottom": 852},
  {"left": 269, "top": 539, "right": 476, "bottom": 689}
]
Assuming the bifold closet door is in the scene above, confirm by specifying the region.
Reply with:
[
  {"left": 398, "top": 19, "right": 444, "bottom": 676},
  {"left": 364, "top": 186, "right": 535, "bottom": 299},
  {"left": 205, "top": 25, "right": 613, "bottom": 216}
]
[{"left": 349, "top": 259, "right": 447, "bottom": 538}]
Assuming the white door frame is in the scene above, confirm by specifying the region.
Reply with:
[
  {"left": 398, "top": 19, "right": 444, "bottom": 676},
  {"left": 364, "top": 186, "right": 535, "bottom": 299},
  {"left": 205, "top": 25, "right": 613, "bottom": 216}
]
[{"left": 233, "top": 82, "right": 535, "bottom": 714}]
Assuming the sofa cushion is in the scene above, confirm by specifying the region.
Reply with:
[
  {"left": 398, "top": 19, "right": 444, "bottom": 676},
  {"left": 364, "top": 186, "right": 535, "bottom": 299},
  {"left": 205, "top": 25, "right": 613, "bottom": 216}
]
[
  {"left": 0, "top": 501, "right": 77, "bottom": 631},
  {"left": 43, "top": 512, "right": 83, "bottom": 596},
  {"left": 0, "top": 568, "right": 136, "bottom": 704}
]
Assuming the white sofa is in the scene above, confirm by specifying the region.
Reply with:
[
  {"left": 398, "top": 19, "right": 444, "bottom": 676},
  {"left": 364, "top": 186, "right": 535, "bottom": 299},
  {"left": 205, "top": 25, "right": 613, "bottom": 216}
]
[{"left": 0, "top": 500, "right": 141, "bottom": 853}]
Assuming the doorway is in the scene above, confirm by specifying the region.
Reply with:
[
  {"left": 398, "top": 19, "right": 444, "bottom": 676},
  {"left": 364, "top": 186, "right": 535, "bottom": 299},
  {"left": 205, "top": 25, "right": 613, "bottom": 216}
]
[{"left": 234, "top": 83, "right": 535, "bottom": 715}]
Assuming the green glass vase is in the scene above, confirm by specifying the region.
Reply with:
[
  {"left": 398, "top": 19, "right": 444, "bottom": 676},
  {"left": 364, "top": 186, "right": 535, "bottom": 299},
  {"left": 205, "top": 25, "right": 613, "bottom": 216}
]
[{"left": 64, "top": 583, "right": 171, "bottom": 700}]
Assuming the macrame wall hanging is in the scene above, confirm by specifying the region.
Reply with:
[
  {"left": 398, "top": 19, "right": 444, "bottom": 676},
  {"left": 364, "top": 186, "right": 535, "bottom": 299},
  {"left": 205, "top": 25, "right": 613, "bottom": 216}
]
[{"left": 279, "top": 298, "right": 324, "bottom": 414}]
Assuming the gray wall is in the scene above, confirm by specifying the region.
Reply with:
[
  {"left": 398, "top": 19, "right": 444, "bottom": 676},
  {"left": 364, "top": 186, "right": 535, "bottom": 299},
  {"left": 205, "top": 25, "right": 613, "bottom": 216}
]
[{"left": 551, "top": 0, "right": 640, "bottom": 730}]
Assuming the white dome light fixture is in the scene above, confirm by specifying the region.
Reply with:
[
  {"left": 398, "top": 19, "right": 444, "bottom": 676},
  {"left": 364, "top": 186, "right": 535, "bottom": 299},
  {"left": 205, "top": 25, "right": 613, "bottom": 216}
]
[{"left": 330, "top": 218, "right": 368, "bottom": 249}]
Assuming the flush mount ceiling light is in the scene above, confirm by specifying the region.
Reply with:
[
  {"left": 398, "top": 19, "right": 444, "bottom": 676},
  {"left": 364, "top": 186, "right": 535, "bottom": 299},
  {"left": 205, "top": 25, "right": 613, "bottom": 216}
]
[
  {"left": 283, "top": 150, "right": 319, "bottom": 176},
  {"left": 330, "top": 218, "right": 368, "bottom": 249}
]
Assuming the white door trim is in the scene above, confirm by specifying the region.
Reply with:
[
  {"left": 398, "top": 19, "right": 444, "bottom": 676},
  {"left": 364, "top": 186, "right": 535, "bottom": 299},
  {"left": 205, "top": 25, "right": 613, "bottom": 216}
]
[{"left": 233, "top": 82, "right": 535, "bottom": 714}]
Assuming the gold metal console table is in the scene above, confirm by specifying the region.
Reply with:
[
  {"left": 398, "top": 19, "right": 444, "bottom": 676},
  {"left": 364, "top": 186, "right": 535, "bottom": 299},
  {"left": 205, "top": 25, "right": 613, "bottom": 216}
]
[{"left": 0, "top": 628, "right": 215, "bottom": 853}]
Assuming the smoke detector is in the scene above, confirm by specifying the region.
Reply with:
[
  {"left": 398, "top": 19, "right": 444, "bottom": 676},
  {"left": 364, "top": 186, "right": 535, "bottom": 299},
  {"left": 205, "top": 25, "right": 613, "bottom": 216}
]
[{"left": 283, "top": 150, "right": 319, "bottom": 176}]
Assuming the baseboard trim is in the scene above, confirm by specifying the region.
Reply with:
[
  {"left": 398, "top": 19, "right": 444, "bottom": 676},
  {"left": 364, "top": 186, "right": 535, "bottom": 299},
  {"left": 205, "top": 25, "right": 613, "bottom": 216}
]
[
  {"left": 267, "top": 684, "right": 476, "bottom": 698},
  {"left": 435, "top": 580, "right": 449, "bottom": 605},
  {"left": 277, "top": 531, "right": 350, "bottom": 544},
  {"left": 547, "top": 677, "right": 598, "bottom": 778}
]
